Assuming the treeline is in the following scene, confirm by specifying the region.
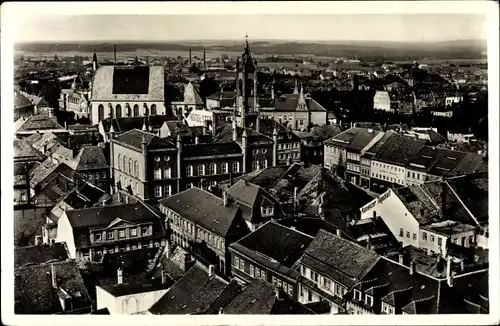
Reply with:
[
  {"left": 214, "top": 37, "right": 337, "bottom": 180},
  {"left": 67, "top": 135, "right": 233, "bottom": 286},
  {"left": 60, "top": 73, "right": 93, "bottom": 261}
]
[{"left": 16, "top": 41, "right": 486, "bottom": 61}]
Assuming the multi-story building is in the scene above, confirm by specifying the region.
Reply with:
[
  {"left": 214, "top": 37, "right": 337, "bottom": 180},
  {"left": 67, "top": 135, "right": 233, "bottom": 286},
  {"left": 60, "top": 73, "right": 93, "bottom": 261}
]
[
  {"left": 297, "top": 229, "right": 379, "bottom": 314},
  {"left": 295, "top": 124, "right": 342, "bottom": 166},
  {"left": 56, "top": 201, "right": 167, "bottom": 261},
  {"left": 158, "top": 187, "right": 250, "bottom": 275},
  {"left": 359, "top": 173, "right": 487, "bottom": 255},
  {"left": 229, "top": 221, "right": 313, "bottom": 300},
  {"left": 370, "top": 132, "right": 426, "bottom": 191},
  {"left": 14, "top": 139, "right": 44, "bottom": 206},
  {"left": 359, "top": 131, "right": 393, "bottom": 189},
  {"left": 323, "top": 127, "right": 384, "bottom": 185},
  {"left": 90, "top": 65, "right": 167, "bottom": 125},
  {"left": 373, "top": 91, "right": 392, "bottom": 112},
  {"left": 170, "top": 82, "right": 204, "bottom": 119}
]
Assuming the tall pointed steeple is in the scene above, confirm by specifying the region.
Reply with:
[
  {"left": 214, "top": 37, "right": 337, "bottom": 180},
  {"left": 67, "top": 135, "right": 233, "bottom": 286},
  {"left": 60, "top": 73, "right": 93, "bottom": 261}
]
[
  {"left": 293, "top": 79, "right": 299, "bottom": 94},
  {"left": 92, "top": 51, "right": 98, "bottom": 71}
]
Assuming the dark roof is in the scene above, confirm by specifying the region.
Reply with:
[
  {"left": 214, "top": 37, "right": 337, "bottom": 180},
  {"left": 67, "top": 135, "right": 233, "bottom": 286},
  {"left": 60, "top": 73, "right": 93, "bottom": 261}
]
[
  {"left": 274, "top": 94, "right": 326, "bottom": 112},
  {"left": 231, "top": 221, "right": 313, "bottom": 272},
  {"left": 224, "top": 280, "right": 315, "bottom": 314},
  {"left": 112, "top": 66, "right": 150, "bottom": 94},
  {"left": 295, "top": 124, "right": 342, "bottom": 141},
  {"left": 324, "top": 127, "right": 383, "bottom": 152},
  {"left": 101, "top": 116, "right": 171, "bottom": 133},
  {"left": 114, "top": 129, "right": 176, "bottom": 151},
  {"left": 446, "top": 173, "right": 488, "bottom": 223},
  {"left": 182, "top": 142, "right": 242, "bottom": 159},
  {"left": 452, "top": 152, "right": 488, "bottom": 176},
  {"left": 16, "top": 115, "right": 65, "bottom": 132},
  {"left": 72, "top": 146, "right": 108, "bottom": 171},
  {"left": 302, "top": 230, "right": 379, "bottom": 287},
  {"left": 61, "top": 181, "right": 110, "bottom": 210},
  {"left": 232, "top": 165, "right": 290, "bottom": 189},
  {"left": 91, "top": 307, "right": 110, "bottom": 314},
  {"left": 15, "top": 260, "right": 92, "bottom": 314},
  {"left": 213, "top": 124, "right": 273, "bottom": 145},
  {"left": 65, "top": 202, "right": 163, "bottom": 231},
  {"left": 29, "top": 161, "right": 73, "bottom": 189},
  {"left": 409, "top": 146, "right": 466, "bottom": 175},
  {"left": 159, "top": 187, "right": 241, "bottom": 237},
  {"left": 99, "top": 281, "right": 173, "bottom": 297},
  {"left": 15, "top": 91, "right": 34, "bottom": 109},
  {"left": 373, "top": 132, "right": 426, "bottom": 166},
  {"left": 149, "top": 263, "right": 241, "bottom": 315},
  {"left": 14, "top": 243, "right": 69, "bottom": 268},
  {"left": 14, "top": 139, "right": 43, "bottom": 161}
]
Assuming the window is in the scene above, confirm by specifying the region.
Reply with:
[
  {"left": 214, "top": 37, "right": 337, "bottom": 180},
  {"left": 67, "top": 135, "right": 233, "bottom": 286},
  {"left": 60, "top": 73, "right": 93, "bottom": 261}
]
[
  {"left": 399, "top": 228, "right": 404, "bottom": 237},
  {"left": 253, "top": 149, "right": 259, "bottom": 155},
  {"left": 154, "top": 168, "right": 162, "bottom": 180},
  {"left": 407, "top": 171, "right": 410, "bottom": 177},
  {"left": 119, "top": 230, "right": 125, "bottom": 238},
  {"left": 262, "top": 159, "right": 268, "bottom": 168},
  {"left": 107, "top": 232, "right": 114, "bottom": 240},
  {"left": 262, "top": 148, "right": 267, "bottom": 154},
  {"left": 134, "top": 161, "right": 139, "bottom": 177},
  {"left": 469, "top": 235, "right": 474, "bottom": 245},
  {"left": 186, "top": 165, "right": 193, "bottom": 177},
  {"left": 366, "top": 294, "right": 373, "bottom": 306},
  {"left": 256, "top": 268, "right": 261, "bottom": 279},
  {"left": 154, "top": 185, "right": 162, "bottom": 198},
  {"left": 186, "top": 183, "right": 193, "bottom": 189},
  {"left": 234, "top": 256, "right": 239, "bottom": 267},
  {"left": 209, "top": 163, "right": 216, "bottom": 175},
  {"left": 324, "top": 278, "right": 331, "bottom": 290},
  {"left": 252, "top": 161, "right": 259, "bottom": 171},
  {"left": 406, "top": 231, "right": 410, "bottom": 238},
  {"left": 95, "top": 233, "right": 101, "bottom": 241},
  {"left": 123, "top": 156, "right": 127, "bottom": 173},
  {"left": 288, "top": 285, "right": 293, "bottom": 296},
  {"left": 413, "top": 233, "right": 417, "bottom": 240},
  {"left": 164, "top": 185, "right": 172, "bottom": 197},
  {"left": 164, "top": 167, "right": 172, "bottom": 179},
  {"left": 130, "top": 229, "right": 137, "bottom": 237},
  {"left": 423, "top": 232, "right": 428, "bottom": 241},
  {"left": 151, "top": 104, "right": 157, "bottom": 115},
  {"left": 128, "top": 159, "right": 133, "bottom": 174},
  {"left": 250, "top": 265, "right": 255, "bottom": 277},
  {"left": 261, "top": 270, "right": 266, "bottom": 280},
  {"left": 335, "top": 283, "right": 342, "bottom": 296},
  {"left": 272, "top": 276, "right": 277, "bottom": 285},
  {"left": 438, "top": 237, "right": 443, "bottom": 246},
  {"left": 430, "top": 235, "right": 435, "bottom": 243},
  {"left": 221, "top": 162, "right": 228, "bottom": 174},
  {"left": 277, "top": 279, "right": 282, "bottom": 287},
  {"left": 239, "top": 258, "right": 244, "bottom": 270},
  {"left": 198, "top": 164, "right": 205, "bottom": 176},
  {"left": 232, "top": 161, "right": 239, "bottom": 173},
  {"left": 118, "top": 154, "right": 122, "bottom": 170},
  {"left": 354, "top": 289, "right": 362, "bottom": 301}
]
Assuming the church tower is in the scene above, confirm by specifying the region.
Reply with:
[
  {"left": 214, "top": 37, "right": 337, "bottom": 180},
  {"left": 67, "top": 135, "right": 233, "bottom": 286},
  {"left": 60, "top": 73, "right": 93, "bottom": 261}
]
[
  {"left": 92, "top": 51, "right": 98, "bottom": 72},
  {"left": 235, "top": 35, "right": 259, "bottom": 130}
]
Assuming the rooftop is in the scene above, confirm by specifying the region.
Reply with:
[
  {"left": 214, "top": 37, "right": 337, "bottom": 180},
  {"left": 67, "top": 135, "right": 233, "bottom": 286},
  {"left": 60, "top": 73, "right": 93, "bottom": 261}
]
[
  {"left": 15, "top": 115, "right": 65, "bottom": 132},
  {"left": 324, "top": 127, "right": 383, "bottom": 152},
  {"left": 99, "top": 281, "right": 173, "bottom": 297},
  {"left": 14, "top": 243, "right": 69, "bottom": 269},
  {"left": 159, "top": 187, "right": 241, "bottom": 237},
  {"left": 302, "top": 230, "right": 379, "bottom": 288},
  {"left": 114, "top": 129, "right": 176, "bottom": 151},
  {"left": 72, "top": 146, "right": 108, "bottom": 171}
]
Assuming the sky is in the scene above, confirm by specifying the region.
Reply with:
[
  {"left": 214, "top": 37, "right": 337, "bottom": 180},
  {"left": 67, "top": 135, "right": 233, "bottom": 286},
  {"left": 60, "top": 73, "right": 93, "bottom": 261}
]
[{"left": 13, "top": 14, "right": 487, "bottom": 43}]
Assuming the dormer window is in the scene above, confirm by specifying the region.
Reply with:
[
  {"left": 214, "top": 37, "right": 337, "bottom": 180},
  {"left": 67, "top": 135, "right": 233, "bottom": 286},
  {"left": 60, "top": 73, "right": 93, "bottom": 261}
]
[
  {"left": 354, "top": 289, "right": 362, "bottom": 301},
  {"left": 365, "top": 294, "right": 373, "bottom": 306},
  {"left": 261, "top": 206, "right": 274, "bottom": 217},
  {"left": 95, "top": 233, "right": 102, "bottom": 241},
  {"left": 107, "top": 232, "right": 114, "bottom": 240}
]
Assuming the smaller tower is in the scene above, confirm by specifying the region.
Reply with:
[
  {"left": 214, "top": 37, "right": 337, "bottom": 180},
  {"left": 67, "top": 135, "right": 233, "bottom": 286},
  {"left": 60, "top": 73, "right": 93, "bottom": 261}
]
[
  {"left": 141, "top": 135, "right": 148, "bottom": 185},
  {"left": 142, "top": 117, "right": 147, "bottom": 131},
  {"left": 242, "top": 129, "right": 248, "bottom": 173},
  {"left": 176, "top": 134, "right": 183, "bottom": 192},
  {"left": 272, "top": 126, "right": 278, "bottom": 167},
  {"left": 71, "top": 76, "right": 77, "bottom": 90},
  {"left": 92, "top": 51, "right": 98, "bottom": 72},
  {"left": 232, "top": 118, "right": 238, "bottom": 142},
  {"left": 203, "top": 48, "right": 206, "bottom": 70},
  {"left": 293, "top": 79, "right": 299, "bottom": 94}
]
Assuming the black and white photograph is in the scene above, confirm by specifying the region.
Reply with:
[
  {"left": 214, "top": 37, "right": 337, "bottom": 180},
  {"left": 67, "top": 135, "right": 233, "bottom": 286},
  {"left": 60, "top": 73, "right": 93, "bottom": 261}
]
[{"left": 1, "top": 1, "right": 498, "bottom": 325}]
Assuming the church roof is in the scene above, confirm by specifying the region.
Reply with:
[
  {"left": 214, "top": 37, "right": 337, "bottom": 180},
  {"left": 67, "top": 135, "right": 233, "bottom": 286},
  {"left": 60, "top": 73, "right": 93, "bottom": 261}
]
[
  {"left": 183, "top": 82, "right": 204, "bottom": 105},
  {"left": 91, "top": 66, "right": 165, "bottom": 102}
]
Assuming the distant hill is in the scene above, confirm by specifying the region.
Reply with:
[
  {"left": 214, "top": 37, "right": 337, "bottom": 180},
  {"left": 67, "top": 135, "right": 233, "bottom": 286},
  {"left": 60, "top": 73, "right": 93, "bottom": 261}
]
[{"left": 15, "top": 39, "right": 487, "bottom": 61}]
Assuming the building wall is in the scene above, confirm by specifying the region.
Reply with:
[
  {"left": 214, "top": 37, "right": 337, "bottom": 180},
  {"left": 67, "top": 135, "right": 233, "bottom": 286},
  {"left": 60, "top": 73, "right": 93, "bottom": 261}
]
[
  {"left": 91, "top": 101, "right": 166, "bottom": 125},
  {"left": 324, "top": 145, "right": 347, "bottom": 169},
  {"left": 360, "top": 189, "right": 420, "bottom": 248},
  {"left": 405, "top": 167, "right": 427, "bottom": 186},
  {"left": 112, "top": 142, "right": 147, "bottom": 197},
  {"left": 418, "top": 229, "right": 449, "bottom": 256},
  {"left": 96, "top": 287, "right": 170, "bottom": 314},
  {"left": 371, "top": 160, "right": 406, "bottom": 186},
  {"left": 373, "top": 91, "right": 391, "bottom": 112},
  {"left": 310, "top": 111, "right": 327, "bottom": 126},
  {"left": 56, "top": 212, "right": 77, "bottom": 258}
]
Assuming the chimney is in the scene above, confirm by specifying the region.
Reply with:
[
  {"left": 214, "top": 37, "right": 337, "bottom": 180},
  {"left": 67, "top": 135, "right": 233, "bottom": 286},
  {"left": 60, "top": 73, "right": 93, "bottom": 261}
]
[
  {"left": 441, "top": 178, "right": 447, "bottom": 219},
  {"left": 161, "top": 269, "right": 167, "bottom": 284},
  {"left": 208, "top": 264, "right": 215, "bottom": 277},
  {"left": 117, "top": 191, "right": 121, "bottom": 202},
  {"left": 203, "top": 49, "right": 206, "bottom": 69},
  {"left": 117, "top": 268, "right": 123, "bottom": 284},
  {"left": 446, "top": 256, "right": 453, "bottom": 287},
  {"left": 232, "top": 119, "right": 238, "bottom": 141},
  {"left": 51, "top": 263, "right": 57, "bottom": 288},
  {"left": 34, "top": 235, "right": 42, "bottom": 246},
  {"left": 194, "top": 136, "right": 199, "bottom": 145},
  {"left": 336, "top": 228, "right": 341, "bottom": 237},
  {"left": 409, "top": 261, "right": 415, "bottom": 275},
  {"left": 43, "top": 144, "right": 48, "bottom": 153},
  {"left": 165, "top": 241, "right": 171, "bottom": 259},
  {"left": 223, "top": 191, "right": 228, "bottom": 206},
  {"left": 460, "top": 259, "right": 465, "bottom": 272},
  {"left": 398, "top": 253, "right": 404, "bottom": 265},
  {"left": 218, "top": 307, "right": 224, "bottom": 315},
  {"left": 102, "top": 199, "right": 106, "bottom": 207},
  {"left": 125, "top": 195, "right": 129, "bottom": 204},
  {"left": 114, "top": 44, "right": 117, "bottom": 63},
  {"left": 64, "top": 121, "right": 68, "bottom": 130}
]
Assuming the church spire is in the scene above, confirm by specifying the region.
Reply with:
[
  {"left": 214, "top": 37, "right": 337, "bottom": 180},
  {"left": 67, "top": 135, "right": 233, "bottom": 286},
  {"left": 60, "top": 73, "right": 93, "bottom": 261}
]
[{"left": 293, "top": 79, "right": 299, "bottom": 94}]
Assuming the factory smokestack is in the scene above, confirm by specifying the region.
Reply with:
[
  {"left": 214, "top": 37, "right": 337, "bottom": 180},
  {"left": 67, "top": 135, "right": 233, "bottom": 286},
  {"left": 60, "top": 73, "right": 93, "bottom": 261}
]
[
  {"left": 203, "top": 49, "right": 206, "bottom": 69},
  {"left": 189, "top": 48, "right": 192, "bottom": 65},
  {"left": 114, "top": 44, "right": 117, "bottom": 63}
]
